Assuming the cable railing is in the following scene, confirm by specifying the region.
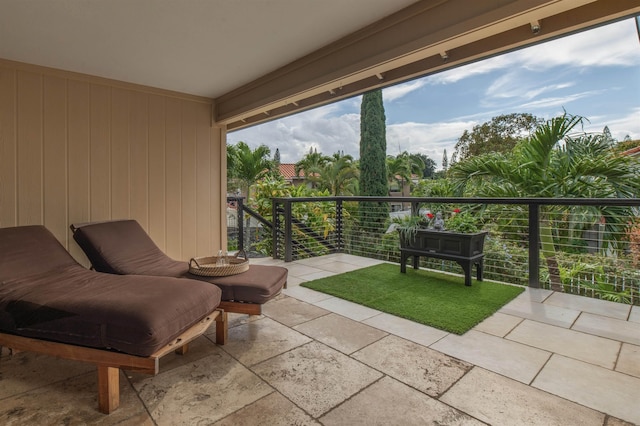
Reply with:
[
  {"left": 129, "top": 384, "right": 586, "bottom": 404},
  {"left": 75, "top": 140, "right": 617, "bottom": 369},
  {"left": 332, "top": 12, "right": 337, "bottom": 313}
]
[{"left": 230, "top": 196, "right": 640, "bottom": 304}]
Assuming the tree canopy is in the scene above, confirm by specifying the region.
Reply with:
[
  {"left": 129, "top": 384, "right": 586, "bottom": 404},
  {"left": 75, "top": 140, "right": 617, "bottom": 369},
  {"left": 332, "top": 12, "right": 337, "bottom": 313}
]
[
  {"left": 450, "top": 113, "right": 640, "bottom": 290},
  {"left": 452, "top": 113, "right": 543, "bottom": 162},
  {"left": 359, "top": 89, "right": 389, "bottom": 229},
  {"left": 359, "top": 89, "right": 388, "bottom": 197},
  {"left": 227, "top": 141, "right": 273, "bottom": 199}
]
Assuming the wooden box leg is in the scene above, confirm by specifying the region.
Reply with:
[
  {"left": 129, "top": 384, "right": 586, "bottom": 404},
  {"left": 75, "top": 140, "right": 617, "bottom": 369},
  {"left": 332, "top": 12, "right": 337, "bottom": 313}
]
[
  {"left": 97, "top": 366, "right": 120, "bottom": 414},
  {"left": 175, "top": 343, "right": 189, "bottom": 355},
  {"left": 216, "top": 311, "right": 228, "bottom": 345}
]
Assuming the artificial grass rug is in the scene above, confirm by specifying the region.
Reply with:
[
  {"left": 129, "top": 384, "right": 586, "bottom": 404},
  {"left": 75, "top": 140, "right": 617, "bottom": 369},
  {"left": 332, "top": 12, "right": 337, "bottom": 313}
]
[{"left": 301, "top": 263, "right": 524, "bottom": 334}]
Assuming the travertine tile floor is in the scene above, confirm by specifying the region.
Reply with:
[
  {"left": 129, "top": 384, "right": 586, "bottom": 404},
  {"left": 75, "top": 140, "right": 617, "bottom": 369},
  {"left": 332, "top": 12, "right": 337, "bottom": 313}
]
[{"left": 1, "top": 253, "right": 639, "bottom": 425}]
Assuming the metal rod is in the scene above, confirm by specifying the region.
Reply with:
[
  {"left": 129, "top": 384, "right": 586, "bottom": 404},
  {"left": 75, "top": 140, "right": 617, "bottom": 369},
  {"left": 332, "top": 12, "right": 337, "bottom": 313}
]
[{"left": 528, "top": 203, "right": 540, "bottom": 288}]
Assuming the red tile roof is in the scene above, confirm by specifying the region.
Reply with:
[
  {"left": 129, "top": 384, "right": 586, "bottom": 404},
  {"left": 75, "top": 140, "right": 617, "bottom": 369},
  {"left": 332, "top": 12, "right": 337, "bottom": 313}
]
[
  {"left": 279, "top": 163, "right": 304, "bottom": 179},
  {"left": 622, "top": 146, "right": 640, "bottom": 157}
]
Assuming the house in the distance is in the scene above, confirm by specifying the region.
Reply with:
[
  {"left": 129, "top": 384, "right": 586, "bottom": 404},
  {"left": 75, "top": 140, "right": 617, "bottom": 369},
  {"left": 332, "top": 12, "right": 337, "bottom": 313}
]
[{"left": 279, "top": 164, "right": 311, "bottom": 187}]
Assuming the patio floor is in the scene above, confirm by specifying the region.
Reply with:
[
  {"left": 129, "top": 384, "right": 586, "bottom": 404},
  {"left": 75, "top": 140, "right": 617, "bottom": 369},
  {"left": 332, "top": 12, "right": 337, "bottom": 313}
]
[{"left": 1, "top": 254, "right": 639, "bottom": 425}]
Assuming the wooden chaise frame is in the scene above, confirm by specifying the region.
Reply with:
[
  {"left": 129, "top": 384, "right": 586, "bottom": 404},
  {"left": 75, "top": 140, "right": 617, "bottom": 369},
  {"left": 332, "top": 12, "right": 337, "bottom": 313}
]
[
  {"left": 0, "top": 309, "right": 228, "bottom": 414},
  {"left": 69, "top": 222, "right": 285, "bottom": 317}
]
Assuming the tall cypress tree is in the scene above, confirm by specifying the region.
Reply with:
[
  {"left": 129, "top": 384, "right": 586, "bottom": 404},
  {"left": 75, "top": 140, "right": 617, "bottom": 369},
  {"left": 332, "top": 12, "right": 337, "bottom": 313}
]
[
  {"left": 273, "top": 148, "right": 281, "bottom": 166},
  {"left": 359, "top": 89, "right": 388, "bottom": 230}
]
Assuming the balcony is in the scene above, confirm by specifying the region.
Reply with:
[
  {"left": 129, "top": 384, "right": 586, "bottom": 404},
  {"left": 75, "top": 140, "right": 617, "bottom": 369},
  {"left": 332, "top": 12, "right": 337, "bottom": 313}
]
[{"left": 1, "top": 253, "right": 638, "bottom": 424}]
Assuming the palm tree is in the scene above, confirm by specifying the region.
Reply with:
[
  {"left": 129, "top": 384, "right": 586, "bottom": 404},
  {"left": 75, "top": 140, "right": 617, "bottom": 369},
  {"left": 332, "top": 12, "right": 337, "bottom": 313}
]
[
  {"left": 229, "top": 141, "right": 273, "bottom": 200},
  {"left": 295, "top": 148, "right": 330, "bottom": 187},
  {"left": 387, "top": 152, "right": 425, "bottom": 195},
  {"left": 313, "top": 152, "right": 359, "bottom": 195},
  {"left": 450, "top": 113, "right": 640, "bottom": 291}
]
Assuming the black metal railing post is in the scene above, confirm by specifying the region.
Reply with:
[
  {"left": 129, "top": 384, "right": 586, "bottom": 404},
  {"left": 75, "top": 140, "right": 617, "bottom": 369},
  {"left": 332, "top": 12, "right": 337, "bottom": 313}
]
[
  {"left": 272, "top": 200, "right": 280, "bottom": 259},
  {"left": 236, "top": 197, "right": 245, "bottom": 252},
  {"left": 528, "top": 203, "right": 540, "bottom": 288},
  {"left": 283, "top": 200, "right": 293, "bottom": 262},
  {"left": 411, "top": 200, "right": 420, "bottom": 216},
  {"left": 336, "top": 199, "right": 343, "bottom": 253}
]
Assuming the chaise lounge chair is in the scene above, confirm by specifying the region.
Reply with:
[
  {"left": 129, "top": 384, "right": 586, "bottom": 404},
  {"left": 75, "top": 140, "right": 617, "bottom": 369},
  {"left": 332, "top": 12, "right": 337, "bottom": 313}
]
[
  {"left": 0, "top": 225, "right": 228, "bottom": 414},
  {"left": 70, "top": 220, "right": 287, "bottom": 315}
]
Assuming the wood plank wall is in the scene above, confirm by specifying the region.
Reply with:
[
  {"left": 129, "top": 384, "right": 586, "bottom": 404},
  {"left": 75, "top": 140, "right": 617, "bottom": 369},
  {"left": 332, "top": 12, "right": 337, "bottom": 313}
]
[{"left": 0, "top": 60, "right": 225, "bottom": 265}]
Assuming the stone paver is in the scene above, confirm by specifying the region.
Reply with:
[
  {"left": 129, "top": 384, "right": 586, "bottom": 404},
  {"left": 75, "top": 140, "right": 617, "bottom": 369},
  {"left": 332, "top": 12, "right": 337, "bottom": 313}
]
[
  {"left": 506, "top": 319, "right": 621, "bottom": 369},
  {"left": 262, "top": 296, "right": 330, "bottom": 327},
  {"left": 320, "top": 376, "right": 483, "bottom": 426},
  {"left": 0, "top": 371, "right": 151, "bottom": 425},
  {"left": 629, "top": 306, "right": 640, "bottom": 323},
  {"left": 616, "top": 343, "right": 640, "bottom": 378},
  {"left": 132, "top": 348, "right": 273, "bottom": 425},
  {"left": 310, "top": 260, "right": 365, "bottom": 274},
  {"left": 282, "top": 263, "right": 327, "bottom": 278},
  {"left": 431, "top": 330, "right": 551, "bottom": 384},
  {"left": 441, "top": 367, "right": 605, "bottom": 426},
  {"left": 293, "top": 313, "right": 387, "bottom": 354},
  {"left": 312, "top": 296, "right": 382, "bottom": 321},
  {"left": 213, "top": 392, "right": 319, "bottom": 426},
  {"left": 222, "top": 317, "right": 312, "bottom": 366},
  {"left": 544, "top": 292, "right": 631, "bottom": 320},
  {"left": 252, "top": 341, "right": 382, "bottom": 418},
  {"left": 500, "top": 296, "right": 581, "bottom": 328},
  {"left": 533, "top": 354, "right": 640, "bottom": 425},
  {"left": 572, "top": 312, "right": 640, "bottom": 345},
  {"left": 363, "top": 312, "right": 449, "bottom": 347},
  {"left": 0, "top": 351, "right": 93, "bottom": 399},
  {"left": 283, "top": 285, "right": 334, "bottom": 303},
  {"left": 473, "top": 311, "right": 523, "bottom": 337},
  {"left": 352, "top": 335, "right": 471, "bottom": 397}
]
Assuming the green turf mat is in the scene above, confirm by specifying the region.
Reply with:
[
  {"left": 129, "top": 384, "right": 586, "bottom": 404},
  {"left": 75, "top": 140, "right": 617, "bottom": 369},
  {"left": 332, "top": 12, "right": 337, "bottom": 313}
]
[{"left": 301, "top": 263, "right": 524, "bottom": 334}]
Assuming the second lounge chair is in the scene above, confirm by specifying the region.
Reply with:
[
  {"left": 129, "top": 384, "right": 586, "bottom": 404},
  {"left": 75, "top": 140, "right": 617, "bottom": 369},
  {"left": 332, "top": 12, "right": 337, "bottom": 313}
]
[{"left": 71, "top": 220, "right": 287, "bottom": 315}]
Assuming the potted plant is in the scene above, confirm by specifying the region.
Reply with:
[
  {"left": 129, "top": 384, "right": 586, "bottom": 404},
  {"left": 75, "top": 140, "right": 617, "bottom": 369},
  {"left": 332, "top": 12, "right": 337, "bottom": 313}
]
[{"left": 394, "top": 209, "right": 487, "bottom": 257}]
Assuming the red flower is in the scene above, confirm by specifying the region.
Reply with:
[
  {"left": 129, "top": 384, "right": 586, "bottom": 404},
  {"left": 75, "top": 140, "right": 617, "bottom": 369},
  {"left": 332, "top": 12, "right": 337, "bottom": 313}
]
[
  {"left": 453, "top": 208, "right": 461, "bottom": 213},
  {"left": 426, "top": 212, "right": 434, "bottom": 219}
]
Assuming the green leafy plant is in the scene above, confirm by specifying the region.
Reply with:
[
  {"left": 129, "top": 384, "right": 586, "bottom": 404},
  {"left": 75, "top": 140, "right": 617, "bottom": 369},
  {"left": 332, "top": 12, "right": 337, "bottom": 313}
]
[
  {"left": 392, "top": 215, "right": 429, "bottom": 243},
  {"left": 446, "top": 211, "right": 481, "bottom": 233}
]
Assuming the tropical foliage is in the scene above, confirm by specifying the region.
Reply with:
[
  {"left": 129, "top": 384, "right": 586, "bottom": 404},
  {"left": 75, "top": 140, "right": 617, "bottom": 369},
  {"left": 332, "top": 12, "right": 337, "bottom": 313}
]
[
  {"left": 449, "top": 112, "right": 640, "bottom": 290},
  {"left": 451, "top": 113, "right": 542, "bottom": 163},
  {"left": 387, "top": 152, "right": 425, "bottom": 193},
  {"left": 227, "top": 141, "right": 273, "bottom": 199}
]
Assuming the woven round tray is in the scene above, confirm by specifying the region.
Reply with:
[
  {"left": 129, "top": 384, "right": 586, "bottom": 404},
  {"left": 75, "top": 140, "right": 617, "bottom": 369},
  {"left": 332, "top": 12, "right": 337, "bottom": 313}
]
[{"left": 189, "top": 250, "right": 249, "bottom": 277}]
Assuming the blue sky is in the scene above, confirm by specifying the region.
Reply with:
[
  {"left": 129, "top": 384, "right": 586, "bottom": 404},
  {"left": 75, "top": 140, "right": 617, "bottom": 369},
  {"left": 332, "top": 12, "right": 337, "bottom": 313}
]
[{"left": 228, "top": 18, "right": 640, "bottom": 168}]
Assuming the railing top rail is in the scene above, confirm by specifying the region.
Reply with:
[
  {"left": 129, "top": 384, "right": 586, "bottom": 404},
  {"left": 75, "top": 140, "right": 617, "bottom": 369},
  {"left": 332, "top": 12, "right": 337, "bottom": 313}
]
[{"left": 271, "top": 196, "right": 640, "bottom": 207}]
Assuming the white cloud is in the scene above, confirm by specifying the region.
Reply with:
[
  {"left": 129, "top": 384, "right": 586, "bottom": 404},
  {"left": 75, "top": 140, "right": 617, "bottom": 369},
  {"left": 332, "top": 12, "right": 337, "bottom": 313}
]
[
  {"left": 387, "top": 120, "right": 476, "bottom": 166},
  {"left": 383, "top": 80, "right": 426, "bottom": 101},
  {"left": 516, "top": 19, "right": 640, "bottom": 70},
  {"left": 426, "top": 19, "right": 640, "bottom": 86},
  {"left": 582, "top": 107, "right": 640, "bottom": 141},
  {"left": 485, "top": 70, "right": 576, "bottom": 101},
  {"left": 515, "top": 90, "right": 605, "bottom": 110},
  {"left": 426, "top": 55, "right": 512, "bottom": 85},
  {"left": 228, "top": 104, "right": 360, "bottom": 163}
]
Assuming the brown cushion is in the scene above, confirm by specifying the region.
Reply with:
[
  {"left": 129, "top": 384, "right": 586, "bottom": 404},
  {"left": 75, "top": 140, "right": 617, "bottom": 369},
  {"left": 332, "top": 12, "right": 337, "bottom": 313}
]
[
  {"left": 0, "top": 225, "right": 78, "bottom": 282},
  {"left": 197, "top": 265, "right": 288, "bottom": 304},
  {"left": 72, "top": 220, "right": 287, "bottom": 304},
  {"left": 0, "top": 226, "right": 221, "bottom": 357}
]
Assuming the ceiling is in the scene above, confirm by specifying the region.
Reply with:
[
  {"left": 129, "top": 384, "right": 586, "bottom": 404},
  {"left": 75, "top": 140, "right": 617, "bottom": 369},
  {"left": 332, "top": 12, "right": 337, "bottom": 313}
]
[
  {"left": 0, "top": 0, "right": 416, "bottom": 98},
  {"left": 1, "top": 0, "right": 638, "bottom": 130}
]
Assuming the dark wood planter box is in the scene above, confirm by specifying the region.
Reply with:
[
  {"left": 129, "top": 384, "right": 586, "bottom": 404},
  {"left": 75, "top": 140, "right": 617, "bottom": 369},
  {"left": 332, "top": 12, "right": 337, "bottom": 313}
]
[{"left": 399, "top": 229, "right": 488, "bottom": 286}]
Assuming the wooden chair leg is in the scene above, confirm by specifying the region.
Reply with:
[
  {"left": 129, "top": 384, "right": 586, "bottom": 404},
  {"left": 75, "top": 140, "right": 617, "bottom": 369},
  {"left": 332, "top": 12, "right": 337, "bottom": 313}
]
[
  {"left": 174, "top": 343, "right": 189, "bottom": 355},
  {"left": 215, "top": 311, "right": 228, "bottom": 345},
  {"left": 97, "top": 366, "right": 119, "bottom": 414}
]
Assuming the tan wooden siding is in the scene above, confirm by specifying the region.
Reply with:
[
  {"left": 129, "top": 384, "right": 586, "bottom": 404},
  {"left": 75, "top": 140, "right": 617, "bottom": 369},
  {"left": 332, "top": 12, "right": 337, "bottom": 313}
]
[{"left": 0, "top": 60, "right": 224, "bottom": 265}]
